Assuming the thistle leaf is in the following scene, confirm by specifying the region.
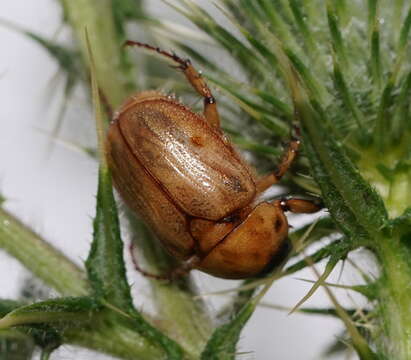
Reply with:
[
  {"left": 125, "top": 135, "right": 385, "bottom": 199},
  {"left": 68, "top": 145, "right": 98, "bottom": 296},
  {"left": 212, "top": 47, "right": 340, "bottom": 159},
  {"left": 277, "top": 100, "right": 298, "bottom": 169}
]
[
  {"left": 284, "top": 238, "right": 352, "bottom": 276},
  {"left": 284, "top": 64, "right": 388, "bottom": 240},
  {"left": 200, "top": 301, "right": 255, "bottom": 360},
  {"left": 0, "top": 297, "right": 99, "bottom": 330},
  {"left": 289, "top": 255, "right": 340, "bottom": 314}
]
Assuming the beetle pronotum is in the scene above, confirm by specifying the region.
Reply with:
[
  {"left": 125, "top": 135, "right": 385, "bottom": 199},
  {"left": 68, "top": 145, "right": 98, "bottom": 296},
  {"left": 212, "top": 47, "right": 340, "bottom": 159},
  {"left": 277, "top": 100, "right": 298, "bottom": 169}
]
[{"left": 106, "top": 41, "right": 320, "bottom": 279}]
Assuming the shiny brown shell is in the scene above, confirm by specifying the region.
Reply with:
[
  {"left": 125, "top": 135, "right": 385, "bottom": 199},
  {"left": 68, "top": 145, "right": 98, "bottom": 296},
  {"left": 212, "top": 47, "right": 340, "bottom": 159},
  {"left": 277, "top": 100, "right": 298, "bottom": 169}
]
[{"left": 106, "top": 92, "right": 289, "bottom": 278}]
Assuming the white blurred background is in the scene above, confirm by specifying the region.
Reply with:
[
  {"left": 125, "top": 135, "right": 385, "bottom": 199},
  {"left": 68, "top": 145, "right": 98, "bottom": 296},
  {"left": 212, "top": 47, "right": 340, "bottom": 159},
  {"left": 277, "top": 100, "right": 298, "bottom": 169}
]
[{"left": 0, "top": 1, "right": 365, "bottom": 359}]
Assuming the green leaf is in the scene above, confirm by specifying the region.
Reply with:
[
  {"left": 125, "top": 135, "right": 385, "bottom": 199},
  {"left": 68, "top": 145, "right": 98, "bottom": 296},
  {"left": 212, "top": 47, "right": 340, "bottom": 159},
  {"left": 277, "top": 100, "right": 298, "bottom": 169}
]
[
  {"left": 289, "top": 0, "right": 317, "bottom": 58},
  {"left": 86, "top": 168, "right": 134, "bottom": 310},
  {"left": 332, "top": 52, "right": 367, "bottom": 139},
  {"left": 368, "top": 0, "right": 382, "bottom": 90},
  {"left": 0, "top": 297, "right": 99, "bottom": 330},
  {"left": 295, "top": 279, "right": 378, "bottom": 300},
  {"left": 289, "top": 255, "right": 340, "bottom": 314},
  {"left": 171, "top": 0, "right": 265, "bottom": 76},
  {"left": 392, "top": 70, "right": 411, "bottom": 141},
  {"left": 284, "top": 238, "right": 352, "bottom": 276},
  {"left": 230, "top": 136, "right": 281, "bottom": 157},
  {"left": 292, "top": 86, "right": 388, "bottom": 241},
  {"left": 200, "top": 301, "right": 255, "bottom": 360},
  {"left": 60, "top": 0, "right": 136, "bottom": 107},
  {"left": 0, "top": 300, "right": 25, "bottom": 317},
  {"left": 302, "top": 134, "right": 370, "bottom": 242},
  {"left": 0, "top": 207, "right": 88, "bottom": 297},
  {"left": 288, "top": 217, "right": 338, "bottom": 246},
  {"left": 327, "top": 2, "right": 348, "bottom": 70},
  {"left": 398, "top": 6, "right": 411, "bottom": 54},
  {"left": 85, "top": 29, "right": 132, "bottom": 309},
  {"left": 0, "top": 299, "right": 87, "bottom": 358},
  {"left": 374, "top": 83, "right": 395, "bottom": 151}
]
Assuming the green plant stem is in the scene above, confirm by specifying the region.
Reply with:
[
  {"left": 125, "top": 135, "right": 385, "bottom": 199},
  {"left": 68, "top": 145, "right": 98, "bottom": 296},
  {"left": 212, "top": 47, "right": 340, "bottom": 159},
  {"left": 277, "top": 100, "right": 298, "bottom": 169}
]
[
  {"left": 150, "top": 280, "right": 212, "bottom": 359},
  {"left": 59, "top": 0, "right": 134, "bottom": 108},
  {"left": 0, "top": 208, "right": 172, "bottom": 359},
  {"left": 376, "top": 235, "right": 411, "bottom": 359},
  {"left": 129, "top": 218, "right": 213, "bottom": 359},
  {"left": 64, "top": 315, "right": 166, "bottom": 360},
  {"left": 0, "top": 208, "right": 88, "bottom": 296}
]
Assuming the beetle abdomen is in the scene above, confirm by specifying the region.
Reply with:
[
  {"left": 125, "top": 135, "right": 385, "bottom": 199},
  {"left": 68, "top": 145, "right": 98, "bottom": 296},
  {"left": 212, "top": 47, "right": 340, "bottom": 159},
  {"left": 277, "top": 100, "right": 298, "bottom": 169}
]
[{"left": 117, "top": 99, "right": 256, "bottom": 220}]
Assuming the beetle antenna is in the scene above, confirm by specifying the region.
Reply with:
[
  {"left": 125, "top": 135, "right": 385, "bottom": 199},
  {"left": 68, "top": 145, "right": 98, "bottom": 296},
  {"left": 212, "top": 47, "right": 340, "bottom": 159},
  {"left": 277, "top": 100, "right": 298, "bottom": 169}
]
[
  {"left": 124, "top": 39, "right": 221, "bottom": 128},
  {"left": 124, "top": 40, "right": 190, "bottom": 69}
]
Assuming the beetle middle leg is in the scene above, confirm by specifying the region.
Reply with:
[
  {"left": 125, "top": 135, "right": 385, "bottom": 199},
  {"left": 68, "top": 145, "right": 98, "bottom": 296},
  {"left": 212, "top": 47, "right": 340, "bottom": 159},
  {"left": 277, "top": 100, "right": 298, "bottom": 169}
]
[
  {"left": 124, "top": 40, "right": 221, "bottom": 128},
  {"left": 256, "top": 138, "right": 301, "bottom": 194}
]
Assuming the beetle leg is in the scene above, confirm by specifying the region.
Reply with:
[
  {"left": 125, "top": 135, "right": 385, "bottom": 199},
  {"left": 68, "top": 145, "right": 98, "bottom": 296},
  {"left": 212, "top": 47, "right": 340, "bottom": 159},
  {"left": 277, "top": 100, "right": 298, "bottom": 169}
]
[
  {"left": 129, "top": 241, "right": 200, "bottom": 280},
  {"left": 169, "top": 255, "right": 202, "bottom": 279},
  {"left": 278, "top": 198, "right": 323, "bottom": 214},
  {"left": 124, "top": 40, "right": 221, "bottom": 128},
  {"left": 129, "top": 241, "right": 171, "bottom": 280},
  {"left": 256, "top": 138, "right": 301, "bottom": 194},
  {"left": 98, "top": 87, "right": 114, "bottom": 119}
]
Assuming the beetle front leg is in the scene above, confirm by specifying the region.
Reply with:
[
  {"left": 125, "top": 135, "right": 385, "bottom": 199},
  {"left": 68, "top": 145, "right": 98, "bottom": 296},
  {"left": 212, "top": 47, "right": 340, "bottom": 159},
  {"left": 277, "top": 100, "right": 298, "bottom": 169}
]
[
  {"left": 277, "top": 198, "right": 323, "bottom": 214},
  {"left": 256, "top": 138, "right": 301, "bottom": 194},
  {"left": 124, "top": 40, "right": 221, "bottom": 129}
]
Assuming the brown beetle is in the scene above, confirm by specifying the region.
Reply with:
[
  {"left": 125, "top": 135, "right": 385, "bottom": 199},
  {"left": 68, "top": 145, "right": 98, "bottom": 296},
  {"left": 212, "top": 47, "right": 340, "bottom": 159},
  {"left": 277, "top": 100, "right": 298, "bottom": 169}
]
[{"left": 106, "top": 41, "right": 320, "bottom": 279}]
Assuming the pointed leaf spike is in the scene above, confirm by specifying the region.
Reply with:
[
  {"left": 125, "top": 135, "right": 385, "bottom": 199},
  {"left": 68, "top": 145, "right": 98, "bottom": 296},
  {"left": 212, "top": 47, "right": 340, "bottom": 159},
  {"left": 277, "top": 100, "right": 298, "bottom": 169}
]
[{"left": 289, "top": 256, "right": 339, "bottom": 315}]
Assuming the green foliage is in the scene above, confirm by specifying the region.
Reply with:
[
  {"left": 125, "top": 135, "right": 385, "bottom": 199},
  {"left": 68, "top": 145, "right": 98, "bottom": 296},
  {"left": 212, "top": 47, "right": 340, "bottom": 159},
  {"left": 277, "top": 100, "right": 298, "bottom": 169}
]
[
  {"left": 165, "top": 1, "right": 410, "bottom": 358},
  {"left": 200, "top": 302, "right": 255, "bottom": 360}
]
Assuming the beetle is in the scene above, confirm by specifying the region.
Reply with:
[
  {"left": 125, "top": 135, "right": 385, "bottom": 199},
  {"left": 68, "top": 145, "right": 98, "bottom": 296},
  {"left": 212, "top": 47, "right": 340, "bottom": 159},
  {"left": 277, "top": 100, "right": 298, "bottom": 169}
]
[{"left": 106, "top": 41, "right": 320, "bottom": 279}]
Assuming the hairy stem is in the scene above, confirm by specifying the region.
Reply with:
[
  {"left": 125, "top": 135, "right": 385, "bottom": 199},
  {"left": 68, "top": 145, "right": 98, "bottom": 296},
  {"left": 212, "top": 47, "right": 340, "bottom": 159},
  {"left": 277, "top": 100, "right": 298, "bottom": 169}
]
[
  {"left": 59, "top": 0, "right": 135, "bottom": 108},
  {"left": 0, "top": 208, "right": 88, "bottom": 296},
  {"left": 376, "top": 235, "right": 411, "bottom": 359},
  {"left": 129, "top": 218, "right": 213, "bottom": 359},
  {"left": 64, "top": 315, "right": 166, "bottom": 360}
]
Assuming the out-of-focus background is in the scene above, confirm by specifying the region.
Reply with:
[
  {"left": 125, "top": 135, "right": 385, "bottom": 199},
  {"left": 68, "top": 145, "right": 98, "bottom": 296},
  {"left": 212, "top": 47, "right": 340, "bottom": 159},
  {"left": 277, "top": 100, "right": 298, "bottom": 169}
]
[{"left": 0, "top": 1, "right": 363, "bottom": 359}]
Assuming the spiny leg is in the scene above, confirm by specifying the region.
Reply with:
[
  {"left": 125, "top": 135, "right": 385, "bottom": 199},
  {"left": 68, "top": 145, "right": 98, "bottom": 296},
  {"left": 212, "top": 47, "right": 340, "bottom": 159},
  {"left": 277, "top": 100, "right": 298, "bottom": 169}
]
[
  {"left": 124, "top": 40, "right": 221, "bottom": 128},
  {"left": 277, "top": 198, "right": 323, "bottom": 214},
  {"left": 129, "top": 240, "right": 200, "bottom": 281},
  {"left": 256, "top": 138, "right": 301, "bottom": 194}
]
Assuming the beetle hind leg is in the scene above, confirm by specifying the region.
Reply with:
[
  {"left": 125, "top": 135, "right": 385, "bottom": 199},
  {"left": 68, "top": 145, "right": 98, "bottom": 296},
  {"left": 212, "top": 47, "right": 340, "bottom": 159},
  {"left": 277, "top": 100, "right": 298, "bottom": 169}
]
[
  {"left": 124, "top": 40, "right": 221, "bottom": 128},
  {"left": 129, "top": 241, "right": 200, "bottom": 281}
]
